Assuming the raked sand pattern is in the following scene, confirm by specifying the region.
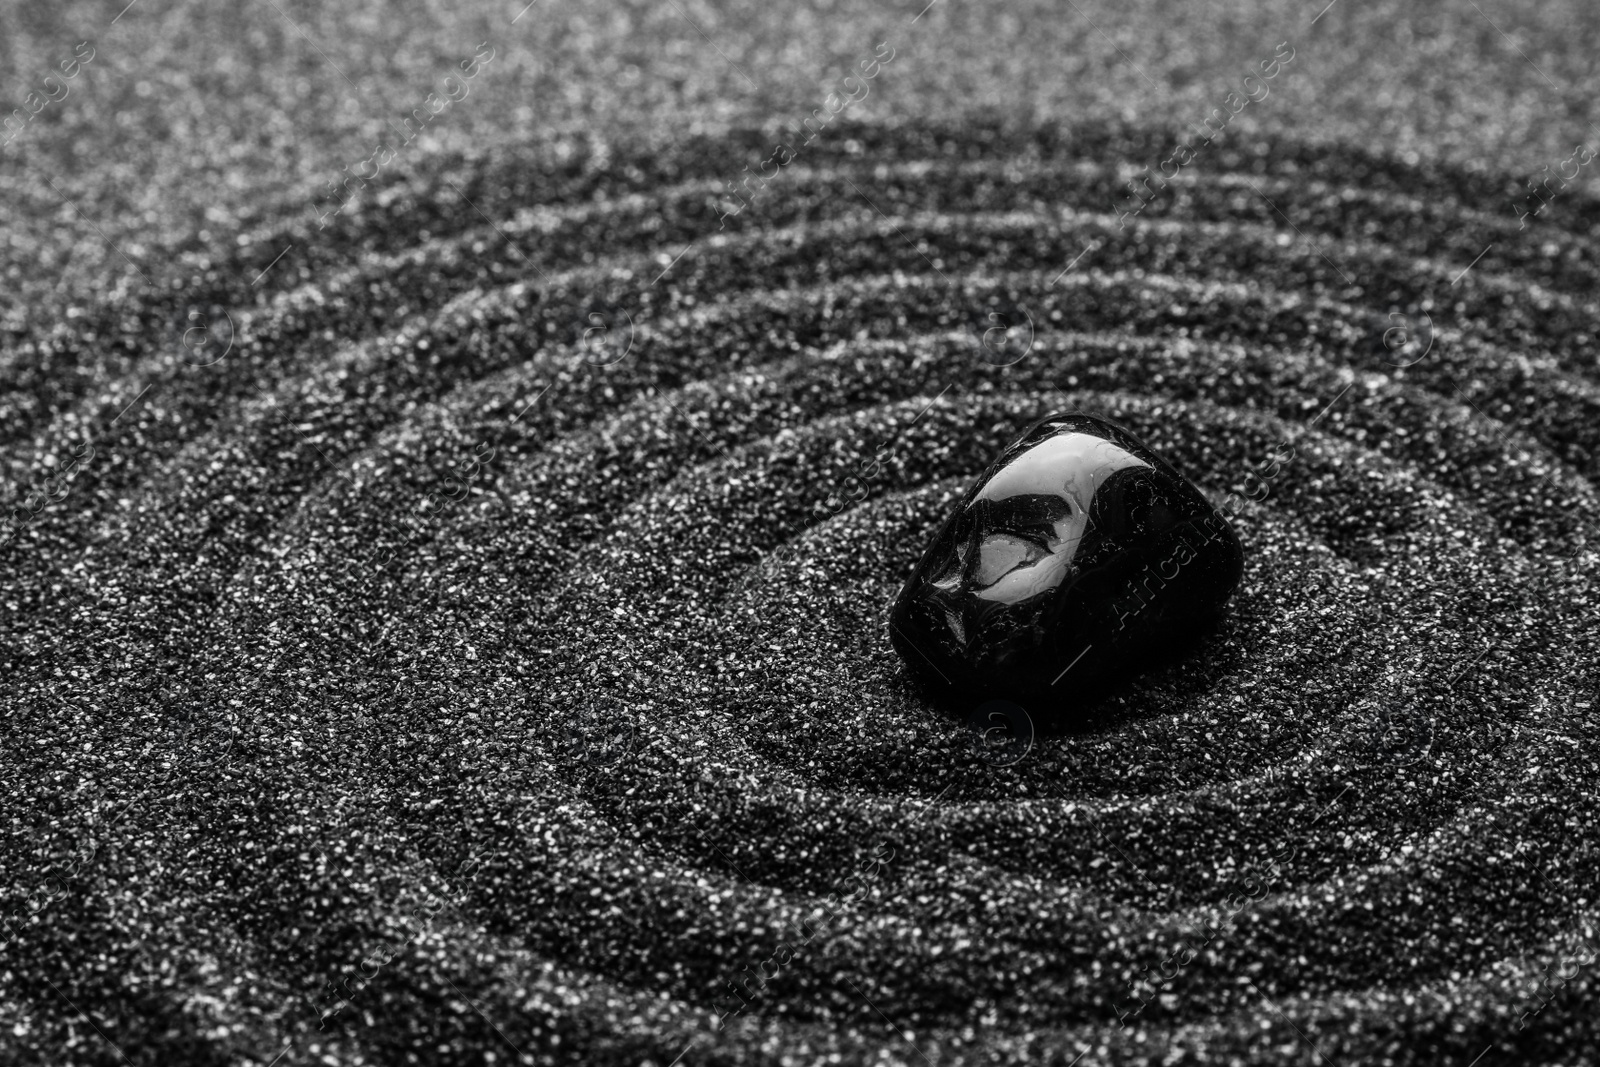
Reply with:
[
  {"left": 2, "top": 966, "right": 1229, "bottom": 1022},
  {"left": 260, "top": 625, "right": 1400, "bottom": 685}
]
[{"left": 5, "top": 108, "right": 1600, "bottom": 1066}]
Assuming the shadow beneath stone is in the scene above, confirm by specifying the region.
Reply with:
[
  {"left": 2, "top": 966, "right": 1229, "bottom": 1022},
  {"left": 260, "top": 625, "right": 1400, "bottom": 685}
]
[{"left": 910, "top": 612, "right": 1237, "bottom": 745}]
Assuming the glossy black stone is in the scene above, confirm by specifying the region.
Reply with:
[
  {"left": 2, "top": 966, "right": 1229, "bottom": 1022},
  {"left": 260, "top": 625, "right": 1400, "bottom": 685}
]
[{"left": 890, "top": 412, "right": 1244, "bottom": 706}]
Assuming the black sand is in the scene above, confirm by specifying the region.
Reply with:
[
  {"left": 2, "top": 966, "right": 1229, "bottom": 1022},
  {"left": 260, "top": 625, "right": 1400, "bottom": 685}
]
[{"left": 3, "top": 2, "right": 1600, "bottom": 1064}]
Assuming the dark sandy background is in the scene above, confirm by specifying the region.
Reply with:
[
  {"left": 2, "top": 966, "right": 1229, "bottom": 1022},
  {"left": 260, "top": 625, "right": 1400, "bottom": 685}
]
[{"left": 4, "top": 0, "right": 1600, "bottom": 1064}]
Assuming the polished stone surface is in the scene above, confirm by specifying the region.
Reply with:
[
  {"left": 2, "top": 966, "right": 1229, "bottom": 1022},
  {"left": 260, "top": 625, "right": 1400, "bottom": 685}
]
[{"left": 890, "top": 412, "right": 1244, "bottom": 705}]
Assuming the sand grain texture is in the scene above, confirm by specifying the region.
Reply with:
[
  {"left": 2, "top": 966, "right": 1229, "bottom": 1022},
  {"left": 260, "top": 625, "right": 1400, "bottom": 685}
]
[{"left": 3, "top": 1, "right": 1600, "bottom": 1064}]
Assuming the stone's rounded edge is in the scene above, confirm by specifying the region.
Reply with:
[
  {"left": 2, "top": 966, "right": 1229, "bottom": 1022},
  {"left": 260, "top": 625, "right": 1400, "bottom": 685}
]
[
  {"left": 1035, "top": 409, "right": 1212, "bottom": 504},
  {"left": 886, "top": 410, "right": 1247, "bottom": 714}
]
